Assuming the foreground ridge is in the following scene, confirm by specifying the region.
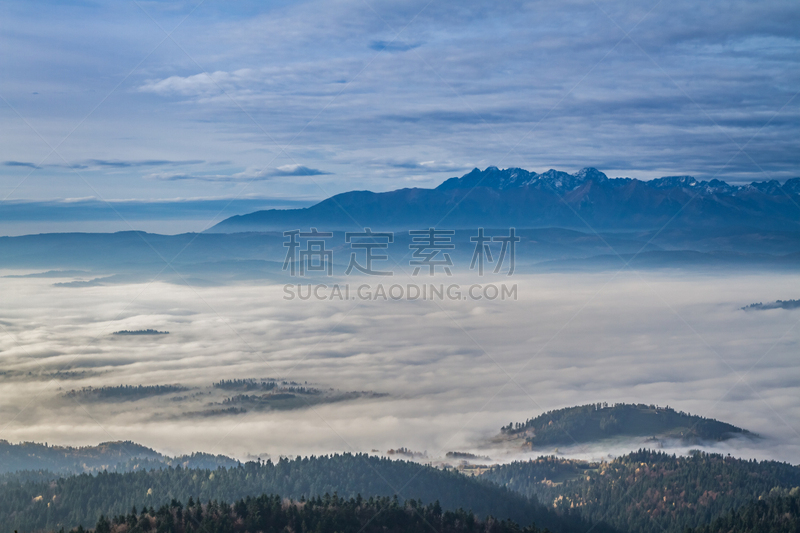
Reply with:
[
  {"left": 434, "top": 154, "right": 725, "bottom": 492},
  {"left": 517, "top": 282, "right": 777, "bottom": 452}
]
[
  {"left": 0, "top": 453, "right": 608, "bottom": 533},
  {"left": 88, "top": 493, "right": 548, "bottom": 533},
  {"left": 482, "top": 449, "right": 800, "bottom": 533}
]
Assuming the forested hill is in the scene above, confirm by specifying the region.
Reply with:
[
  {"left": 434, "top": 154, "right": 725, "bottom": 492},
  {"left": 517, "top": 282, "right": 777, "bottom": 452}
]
[
  {"left": 76, "top": 493, "right": 552, "bottom": 533},
  {"left": 0, "top": 453, "right": 612, "bottom": 533},
  {"left": 497, "top": 403, "right": 752, "bottom": 447},
  {"left": 687, "top": 487, "right": 800, "bottom": 533},
  {"left": 0, "top": 440, "right": 238, "bottom": 475},
  {"left": 481, "top": 450, "right": 800, "bottom": 533}
]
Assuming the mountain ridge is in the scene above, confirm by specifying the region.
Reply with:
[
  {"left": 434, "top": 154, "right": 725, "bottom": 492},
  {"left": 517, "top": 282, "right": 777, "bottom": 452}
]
[
  {"left": 437, "top": 166, "right": 800, "bottom": 195},
  {"left": 211, "top": 167, "right": 800, "bottom": 232}
]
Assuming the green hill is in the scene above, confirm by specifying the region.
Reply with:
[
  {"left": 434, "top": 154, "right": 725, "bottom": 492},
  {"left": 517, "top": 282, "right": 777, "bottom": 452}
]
[
  {"left": 687, "top": 487, "right": 800, "bottom": 533},
  {"left": 83, "top": 493, "right": 552, "bottom": 533},
  {"left": 481, "top": 449, "right": 800, "bottom": 533},
  {"left": 0, "top": 439, "right": 238, "bottom": 475},
  {"left": 0, "top": 453, "right": 612, "bottom": 533},
  {"left": 497, "top": 403, "right": 753, "bottom": 448}
]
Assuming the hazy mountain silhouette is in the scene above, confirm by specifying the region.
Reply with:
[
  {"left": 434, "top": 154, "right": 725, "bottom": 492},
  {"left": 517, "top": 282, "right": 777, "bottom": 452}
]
[
  {"left": 211, "top": 167, "right": 800, "bottom": 232},
  {"left": 2, "top": 168, "right": 799, "bottom": 279}
]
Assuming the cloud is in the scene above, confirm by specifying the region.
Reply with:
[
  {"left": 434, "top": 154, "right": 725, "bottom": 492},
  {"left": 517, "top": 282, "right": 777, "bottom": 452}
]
[
  {"left": 82, "top": 159, "right": 206, "bottom": 168},
  {"left": 369, "top": 40, "right": 423, "bottom": 53},
  {"left": 3, "top": 160, "right": 206, "bottom": 171},
  {"left": 147, "top": 165, "right": 331, "bottom": 182},
  {"left": 0, "top": 272, "right": 799, "bottom": 462},
  {"left": 3, "top": 161, "right": 41, "bottom": 169},
  {"left": 268, "top": 165, "right": 332, "bottom": 177},
  {"left": 138, "top": 69, "right": 257, "bottom": 97},
  {"left": 374, "top": 160, "right": 471, "bottom": 173},
  {"left": 146, "top": 172, "right": 253, "bottom": 182},
  {"left": 61, "top": 159, "right": 206, "bottom": 170}
]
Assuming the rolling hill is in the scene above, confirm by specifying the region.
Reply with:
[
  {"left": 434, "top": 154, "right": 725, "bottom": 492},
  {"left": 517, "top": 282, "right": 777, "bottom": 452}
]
[
  {"left": 0, "top": 440, "right": 237, "bottom": 475},
  {"left": 687, "top": 487, "right": 800, "bottom": 533},
  {"left": 0, "top": 453, "right": 610, "bottom": 533},
  {"left": 495, "top": 403, "right": 753, "bottom": 449},
  {"left": 481, "top": 449, "right": 800, "bottom": 533}
]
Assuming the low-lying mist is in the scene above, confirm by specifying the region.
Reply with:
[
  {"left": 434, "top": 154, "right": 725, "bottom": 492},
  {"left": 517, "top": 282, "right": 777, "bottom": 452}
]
[{"left": 0, "top": 269, "right": 798, "bottom": 465}]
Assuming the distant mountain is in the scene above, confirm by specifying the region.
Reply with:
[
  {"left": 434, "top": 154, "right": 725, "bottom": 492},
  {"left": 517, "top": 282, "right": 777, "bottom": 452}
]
[
  {"left": 436, "top": 167, "right": 612, "bottom": 192},
  {"left": 495, "top": 403, "right": 753, "bottom": 449},
  {"left": 0, "top": 223, "right": 800, "bottom": 282},
  {"left": 211, "top": 167, "right": 800, "bottom": 232},
  {"left": 0, "top": 439, "right": 238, "bottom": 475},
  {"left": 1, "top": 226, "right": 798, "bottom": 284}
]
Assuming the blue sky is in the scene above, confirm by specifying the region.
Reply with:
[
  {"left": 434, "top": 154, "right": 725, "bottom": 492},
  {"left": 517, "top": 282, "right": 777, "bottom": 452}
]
[{"left": 1, "top": 0, "right": 799, "bottom": 212}]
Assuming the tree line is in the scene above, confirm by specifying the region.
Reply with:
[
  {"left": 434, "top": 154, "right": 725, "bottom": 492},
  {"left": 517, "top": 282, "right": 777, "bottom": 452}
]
[
  {"left": 0, "top": 453, "right": 608, "bottom": 533},
  {"left": 481, "top": 449, "right": 800, "bottom": 533},
  {"left": 66, "top": 493, "right": 551, "bottom": 533}
]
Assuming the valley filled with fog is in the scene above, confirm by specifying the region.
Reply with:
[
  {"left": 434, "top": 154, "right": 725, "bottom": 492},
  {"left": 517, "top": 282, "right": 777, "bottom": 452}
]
[{"left": 1, "top": 269, "right": 797, "bottom": 464}]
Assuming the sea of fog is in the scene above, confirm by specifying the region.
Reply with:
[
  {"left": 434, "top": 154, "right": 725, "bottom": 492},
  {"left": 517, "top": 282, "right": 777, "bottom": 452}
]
[{"left": 0, "top": 270, "right": 798, "bottom": 465}]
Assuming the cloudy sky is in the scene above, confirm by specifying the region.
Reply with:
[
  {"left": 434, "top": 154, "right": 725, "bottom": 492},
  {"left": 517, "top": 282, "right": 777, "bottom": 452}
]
[{"left": 1, "top": 0, "right": 799, "bottom": 215}]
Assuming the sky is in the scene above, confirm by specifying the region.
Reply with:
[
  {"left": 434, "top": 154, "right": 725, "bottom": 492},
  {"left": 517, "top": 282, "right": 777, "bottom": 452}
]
[
  {"left": 1, "top": 0, "right": 799, "bottom": 223},
  {"left": 1, "top": 271, "right": 798, "bottom": 463}
]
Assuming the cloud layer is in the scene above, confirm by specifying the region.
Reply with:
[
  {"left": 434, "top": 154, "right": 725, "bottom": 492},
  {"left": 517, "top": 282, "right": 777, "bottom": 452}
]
[{"left": 0, "top": 270, "right": 798, "bottom": 463}]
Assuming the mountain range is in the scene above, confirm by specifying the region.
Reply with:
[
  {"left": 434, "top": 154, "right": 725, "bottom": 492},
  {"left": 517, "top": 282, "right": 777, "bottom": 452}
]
[
  {"left": 211, "top": 167, "right": 800, "bottom": 232},
  {"left": 1, "top": 168, "right": 798, "bottom": 279}
]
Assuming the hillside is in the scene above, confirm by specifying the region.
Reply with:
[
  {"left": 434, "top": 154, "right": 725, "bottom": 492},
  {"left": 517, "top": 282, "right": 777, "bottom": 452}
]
[
  {"left": 496, "top": 403, "right": 753, "bottom": 448},
  {"left": 687, "top": 487, "right": 800, "bottom": 533},
  {"left": 0, "top": 453, "right": 611, "bottom": 533},
  {"left": 80, "top": 493, "right": 551, "bottom": 533},
  {"left": 210, "top": 167, "right": 800, "bottom": 232},
  {"left": 0, "top": 440, "right": 238, "bottom": 475},
  {"left": 481, "top": 449, "right": 800, "bottom": 533}
]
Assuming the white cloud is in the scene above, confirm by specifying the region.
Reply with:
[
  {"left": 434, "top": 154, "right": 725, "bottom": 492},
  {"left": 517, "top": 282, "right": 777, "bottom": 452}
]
[
  {"left": 0, "top": 271, "right": 798, "bottom": 463},
  {"left": 145, "top": 165, "right": 330, "bottom": 182},
  {"left": 139, "top": 69, "right": 258, "bottom": 97}
]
